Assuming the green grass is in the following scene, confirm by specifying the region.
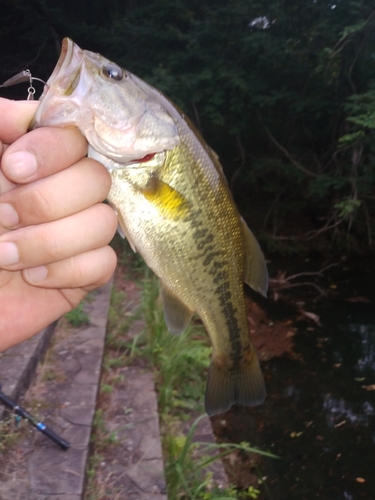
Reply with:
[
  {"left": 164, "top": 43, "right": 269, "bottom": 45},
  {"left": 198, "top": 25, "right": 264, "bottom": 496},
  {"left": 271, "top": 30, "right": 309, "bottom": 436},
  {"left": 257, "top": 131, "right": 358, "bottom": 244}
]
[
  {"left": 64, "top": 302, "right": 90, "bottom": 327},
  {"left": 164, "top": 415, "right": 276, "bottom": 500},
  {"left": 0, "top": 417, "right": 23, "bottom": 452},
  {"left": 84, "top": 407, "right": 119, "bottom": 500}
]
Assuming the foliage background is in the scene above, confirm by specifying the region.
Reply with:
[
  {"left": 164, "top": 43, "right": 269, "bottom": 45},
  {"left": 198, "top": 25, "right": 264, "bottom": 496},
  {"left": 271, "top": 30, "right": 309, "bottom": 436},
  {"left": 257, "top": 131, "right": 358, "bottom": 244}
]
[{"left": 1, "top": 0, "right": 374, "bottom": 255}]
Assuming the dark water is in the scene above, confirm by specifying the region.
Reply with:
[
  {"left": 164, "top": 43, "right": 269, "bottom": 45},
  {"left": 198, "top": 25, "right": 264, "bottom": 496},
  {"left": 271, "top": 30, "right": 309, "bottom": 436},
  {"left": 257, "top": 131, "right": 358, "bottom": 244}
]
[
  {"left": 214, "top": 260, "right": 375, "bottom": 500},
  {"left": 260, "top": 302, "right": 375, "bottom": 500}
]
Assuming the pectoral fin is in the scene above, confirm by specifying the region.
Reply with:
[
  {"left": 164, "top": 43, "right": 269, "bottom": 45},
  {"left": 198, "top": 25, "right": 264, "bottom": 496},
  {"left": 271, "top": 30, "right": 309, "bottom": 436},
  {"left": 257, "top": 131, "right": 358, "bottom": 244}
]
[
  {"left": 241, "top": 218, "right": 268, "bottom": 297},
  {"left": 116, "top": 209, "right": 137, "bottom": 253},
  {"left": 140, "top": 174, "right": 189, "bottom": 219},
  {"left": 160, "top": 283, "right": 194, "bottom": 335}
]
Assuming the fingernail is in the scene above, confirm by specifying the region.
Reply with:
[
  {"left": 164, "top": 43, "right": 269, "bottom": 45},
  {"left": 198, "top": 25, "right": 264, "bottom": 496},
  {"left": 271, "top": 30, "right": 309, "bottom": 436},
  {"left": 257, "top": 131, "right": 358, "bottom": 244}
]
[
  {"left": 24, "top": 266, "right": 48, "bottom": 283},
  {"left": 3, "top": 151, "right": 37, "bottom": 180},
  {"left": 0, "top": 242, "right": 19, "bottom": 266},
  {"left": 0, "top": 203, "right": 19, "bottom": 227}
]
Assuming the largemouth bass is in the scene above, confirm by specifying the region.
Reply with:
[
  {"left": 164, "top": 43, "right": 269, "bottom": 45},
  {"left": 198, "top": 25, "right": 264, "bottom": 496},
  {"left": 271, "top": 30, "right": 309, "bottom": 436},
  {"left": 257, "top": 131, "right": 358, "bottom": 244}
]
[{"left": 31, "top": 38, "right": 268, "bottom": 416}]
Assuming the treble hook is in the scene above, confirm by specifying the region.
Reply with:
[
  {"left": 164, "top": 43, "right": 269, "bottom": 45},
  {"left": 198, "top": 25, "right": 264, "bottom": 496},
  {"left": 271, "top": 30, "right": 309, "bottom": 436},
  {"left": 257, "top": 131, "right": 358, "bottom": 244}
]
[{"left": 0, "top": 70, "right": 48, "bottom": 100}]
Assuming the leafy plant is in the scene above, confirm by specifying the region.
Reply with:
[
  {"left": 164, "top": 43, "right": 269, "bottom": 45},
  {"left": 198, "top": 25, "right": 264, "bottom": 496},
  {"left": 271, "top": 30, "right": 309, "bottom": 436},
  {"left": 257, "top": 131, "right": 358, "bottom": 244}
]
[
  {"left": 0, "top": 417, "right": 22, "bottom": 452},
  {"left": 90, "top": 408, "right": 118, "bottom": 452},
  {"left": 334, "top": 198, "right": 362, "bottom": 218},
  {"left": 165, "top": 415, "right": 277, "bottom": 499},
  {"left": 64, "top": 302, "right": 90, "bottom": 327}
]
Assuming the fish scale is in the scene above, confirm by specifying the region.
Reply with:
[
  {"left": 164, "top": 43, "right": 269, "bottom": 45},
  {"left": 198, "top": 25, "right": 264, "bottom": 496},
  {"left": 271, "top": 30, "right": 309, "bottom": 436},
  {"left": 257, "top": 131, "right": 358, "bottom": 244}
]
[{"left": 31, "top": 38, "right": 269, "bottom": 416}]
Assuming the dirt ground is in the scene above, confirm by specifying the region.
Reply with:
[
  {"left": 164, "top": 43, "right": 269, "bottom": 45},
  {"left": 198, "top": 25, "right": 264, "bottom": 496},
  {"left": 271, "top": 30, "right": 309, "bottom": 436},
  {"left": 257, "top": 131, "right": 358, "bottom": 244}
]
[{"left": 246, "top": 298, "right": 296, "bottom": 361}]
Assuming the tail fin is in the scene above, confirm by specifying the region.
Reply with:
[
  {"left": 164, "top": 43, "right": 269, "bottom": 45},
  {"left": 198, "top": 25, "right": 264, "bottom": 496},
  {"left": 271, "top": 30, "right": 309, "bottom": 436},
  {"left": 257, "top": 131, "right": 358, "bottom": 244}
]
[{"left": 205, "top": 357, "right": 265, "bottom": 416}]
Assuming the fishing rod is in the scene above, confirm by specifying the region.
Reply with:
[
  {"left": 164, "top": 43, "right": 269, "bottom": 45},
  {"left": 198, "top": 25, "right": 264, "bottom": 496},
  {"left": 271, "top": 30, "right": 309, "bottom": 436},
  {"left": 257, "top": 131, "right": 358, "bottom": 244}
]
[{"left": 0, "top": 383, "right": 70, "bottom": 451}]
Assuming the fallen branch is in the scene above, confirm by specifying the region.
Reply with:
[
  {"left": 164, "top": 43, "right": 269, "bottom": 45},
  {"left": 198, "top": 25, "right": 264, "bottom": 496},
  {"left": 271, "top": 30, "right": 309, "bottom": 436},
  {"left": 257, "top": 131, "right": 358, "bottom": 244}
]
[
  {"left": 269, "top": 280, "right": 326, "bottom": 296},
  {"left": 269, "top": 262, "right": 340, "bottom": 299}
]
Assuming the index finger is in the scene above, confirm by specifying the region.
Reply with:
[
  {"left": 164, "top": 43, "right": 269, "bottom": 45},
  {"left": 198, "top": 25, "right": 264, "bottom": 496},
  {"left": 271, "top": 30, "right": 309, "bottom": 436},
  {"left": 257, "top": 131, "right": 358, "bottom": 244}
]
[
  {"left": 2, "top": 126, "right": 88, "bottom": 183},
  {"left": 0, "top": 98, "right": 39, "bottom": 143}
]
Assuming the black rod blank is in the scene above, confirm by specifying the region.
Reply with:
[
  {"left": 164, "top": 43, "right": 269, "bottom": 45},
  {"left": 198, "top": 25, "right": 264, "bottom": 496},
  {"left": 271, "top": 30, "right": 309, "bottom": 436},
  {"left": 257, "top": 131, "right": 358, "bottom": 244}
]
[{"left": 0, "top": 384, "right": 70, "bottom": 451}]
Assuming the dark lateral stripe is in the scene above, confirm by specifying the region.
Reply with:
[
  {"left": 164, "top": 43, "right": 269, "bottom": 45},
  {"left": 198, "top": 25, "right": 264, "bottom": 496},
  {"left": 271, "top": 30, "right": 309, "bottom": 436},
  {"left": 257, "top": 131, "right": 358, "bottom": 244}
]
[
  {"left": 214, "top": 281, "right": 242, "bottom": 362},
  {"left": 189, "top": 213, "right": 244, "bottom": 363},
  {"left": 192, "top": 228, "right": 208, "bottom": 239}
]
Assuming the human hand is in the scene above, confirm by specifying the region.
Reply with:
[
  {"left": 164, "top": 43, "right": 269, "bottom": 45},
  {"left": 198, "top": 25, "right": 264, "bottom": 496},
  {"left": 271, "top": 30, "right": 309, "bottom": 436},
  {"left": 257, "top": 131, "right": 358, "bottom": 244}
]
[{"left": 0, "top": 97, "right": 118, "bottom": 350}]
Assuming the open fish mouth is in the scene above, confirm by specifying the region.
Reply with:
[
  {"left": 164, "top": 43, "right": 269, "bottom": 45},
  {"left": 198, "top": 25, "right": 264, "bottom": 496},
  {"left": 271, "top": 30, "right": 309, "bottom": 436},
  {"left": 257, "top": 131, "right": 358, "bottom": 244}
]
[
  {"left": 50, "top": 38, "right": 75, "bottom": 82},
  {"left": 44, "top": 38, "right": 85, "bottom": 97},
  {"left": 30, "top": 38, "right": 86, "bottom": 129},
  {"left": 37, "top": 38, "right": 70, "bottom": 99}
]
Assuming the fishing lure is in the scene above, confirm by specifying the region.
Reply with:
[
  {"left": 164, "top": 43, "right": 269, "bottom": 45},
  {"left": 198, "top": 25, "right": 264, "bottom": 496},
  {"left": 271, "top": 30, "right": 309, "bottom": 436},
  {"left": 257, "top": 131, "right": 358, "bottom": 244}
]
[{"left": 0, "top": 69, "right": 47, "bottom": 100}]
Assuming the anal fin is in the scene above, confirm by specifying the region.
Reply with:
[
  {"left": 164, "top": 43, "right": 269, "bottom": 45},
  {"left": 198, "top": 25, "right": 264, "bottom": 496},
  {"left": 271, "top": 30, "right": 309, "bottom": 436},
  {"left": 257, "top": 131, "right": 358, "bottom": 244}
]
[
  {"left": 160, "top": 283, "right": 194, "bottom": 335},
  {"left": 205, "top": 355, "right": 265, "bottom": 416}
]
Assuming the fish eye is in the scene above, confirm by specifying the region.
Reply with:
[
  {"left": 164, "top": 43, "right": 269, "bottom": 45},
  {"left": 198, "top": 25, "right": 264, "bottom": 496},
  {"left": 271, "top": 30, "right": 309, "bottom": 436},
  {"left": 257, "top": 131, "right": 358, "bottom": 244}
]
[{"left": 101, "top": 64, "right": 123, "bottom": 81}]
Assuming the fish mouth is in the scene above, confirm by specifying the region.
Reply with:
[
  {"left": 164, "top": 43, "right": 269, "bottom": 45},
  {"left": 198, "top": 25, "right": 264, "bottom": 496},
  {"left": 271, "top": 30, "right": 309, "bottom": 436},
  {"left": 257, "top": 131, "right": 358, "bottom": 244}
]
[
  {"left": 29, "top": 38, "right": 84, "bottom": 129},
  {"left": 36, "top": 38, "right": 75, "bottom": 101},
  {"left": 52, "top": 38, "right": 74, "bottom": 83}
]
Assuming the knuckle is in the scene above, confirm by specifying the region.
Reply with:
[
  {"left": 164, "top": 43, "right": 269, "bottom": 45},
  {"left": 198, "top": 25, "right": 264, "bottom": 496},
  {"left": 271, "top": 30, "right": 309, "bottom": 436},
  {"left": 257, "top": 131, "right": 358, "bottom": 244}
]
[
  {"left": 68, "top": 256, "right": 86, "bottom": 285},
  {"left": 28, "top": 186, "right": 54, "bottom": 221},
  {"left": 38, "top": 226, "right": 60, "bottom": 262}
]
